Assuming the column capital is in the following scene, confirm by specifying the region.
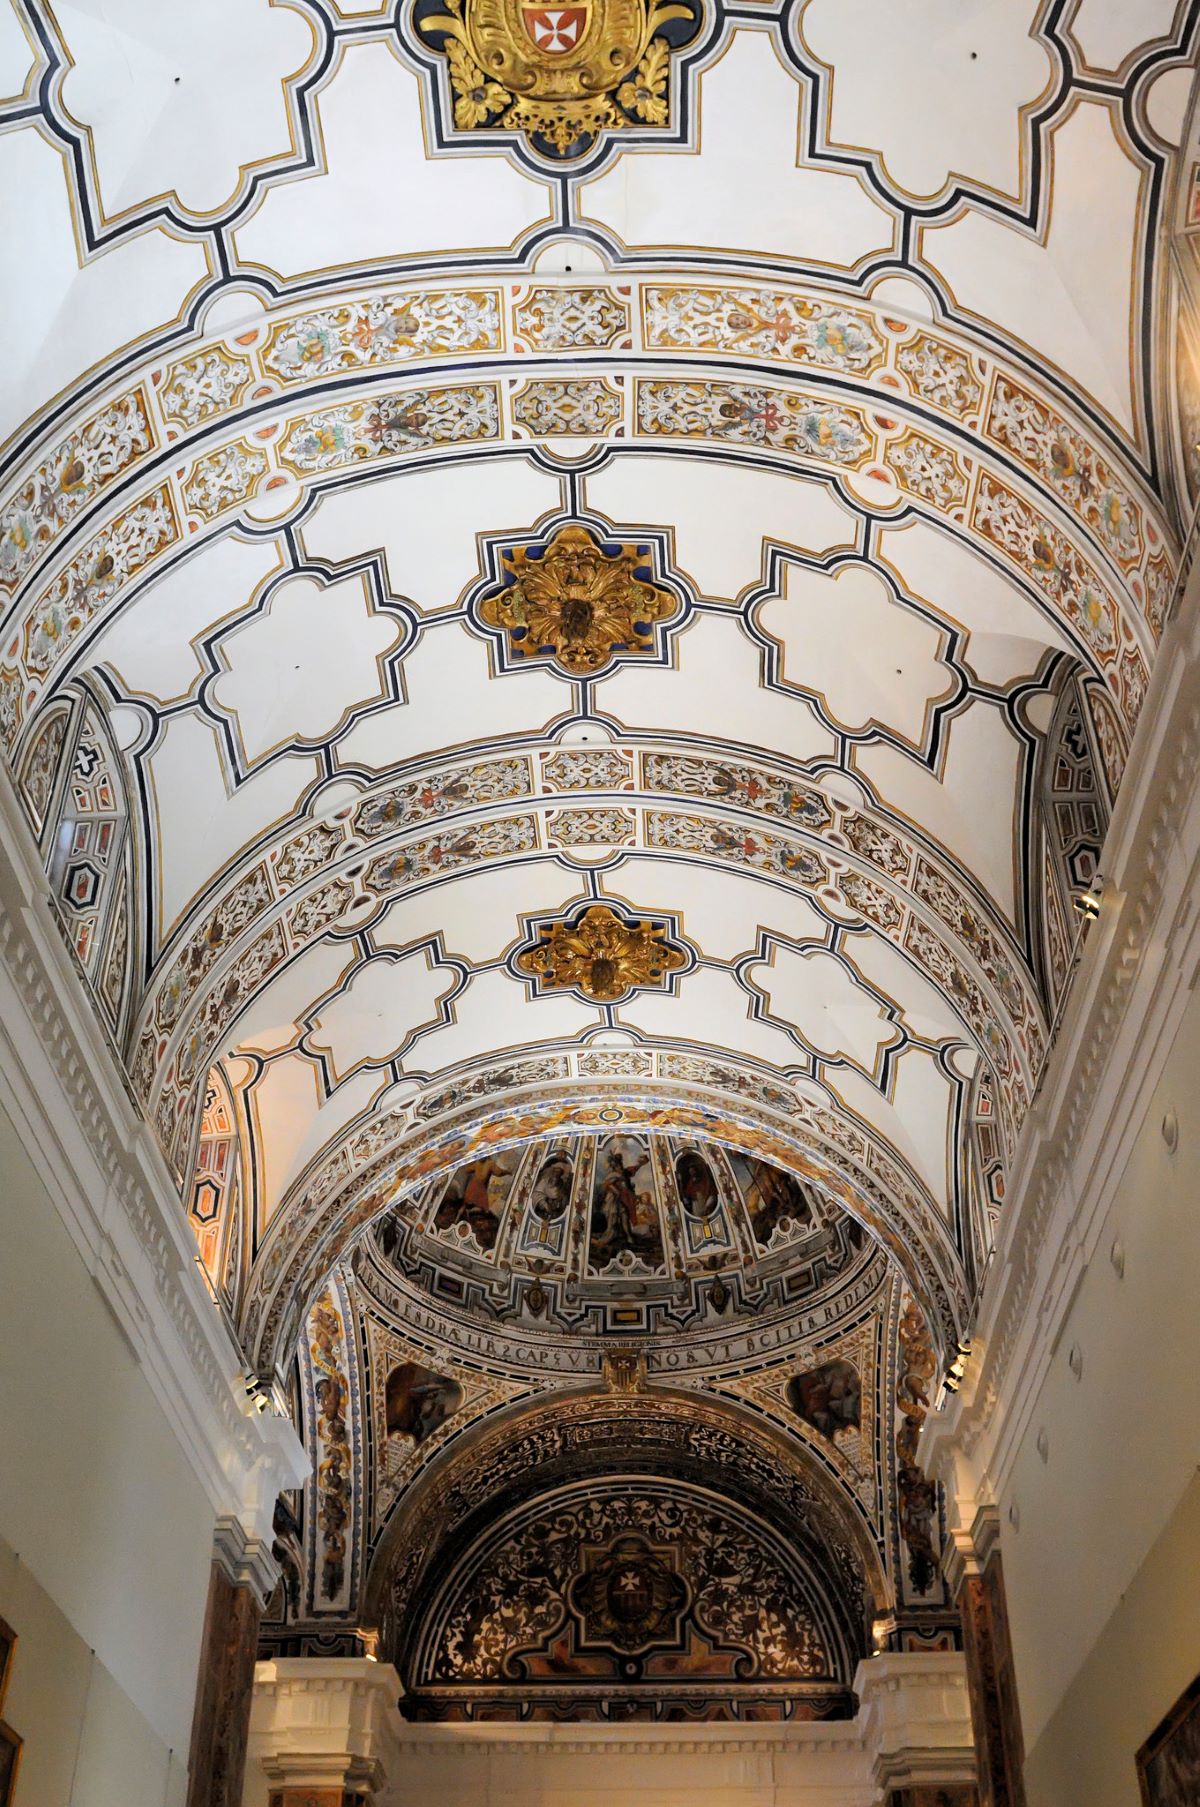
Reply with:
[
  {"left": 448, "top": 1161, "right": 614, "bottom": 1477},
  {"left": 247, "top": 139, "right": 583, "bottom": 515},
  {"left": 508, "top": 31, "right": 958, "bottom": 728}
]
[
  {"left": 213, "top": 1513, "right": 280, "bottom": 1605},
  {"left": 248, "top": 1659, "right": 404, "bottom": 1801},
  {"left": 942, "top": 1503, "right": 1002, "bottom": 1596},
  {"left": 854, "top": 1652, "right": 978, "bottom": 1793}
]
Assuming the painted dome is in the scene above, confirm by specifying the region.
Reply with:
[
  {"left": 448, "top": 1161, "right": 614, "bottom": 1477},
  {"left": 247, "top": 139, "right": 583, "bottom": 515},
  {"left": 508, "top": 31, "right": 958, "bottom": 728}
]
[{"left": 361, "top": 1130, "right": 877, "bottom": 1350}]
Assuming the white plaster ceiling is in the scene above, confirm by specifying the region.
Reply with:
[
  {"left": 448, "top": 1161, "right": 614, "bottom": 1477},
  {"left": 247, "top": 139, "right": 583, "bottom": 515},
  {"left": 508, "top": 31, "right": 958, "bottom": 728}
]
[{"left": 0, "top": 0, "right": 1194, "bottom": 1384}]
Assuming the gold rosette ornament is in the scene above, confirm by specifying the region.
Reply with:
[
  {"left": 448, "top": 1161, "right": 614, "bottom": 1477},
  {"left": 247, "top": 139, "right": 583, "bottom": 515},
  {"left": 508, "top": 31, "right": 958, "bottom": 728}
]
[
  {"left": 515, "top": 904, "right": 687, "bottom": 1001},
  {"left": 417, "top": 0, "right": 699, "bottom": 156},
  {"left": 479, "top": 523, "right": 677, "bottom": 674}
]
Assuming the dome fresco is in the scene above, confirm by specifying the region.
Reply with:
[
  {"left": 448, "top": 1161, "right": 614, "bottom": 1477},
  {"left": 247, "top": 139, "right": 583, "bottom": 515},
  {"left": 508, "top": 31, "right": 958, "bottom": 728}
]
[{"left": 362, "top": 1130, "right": 876, "bottom": 1347}]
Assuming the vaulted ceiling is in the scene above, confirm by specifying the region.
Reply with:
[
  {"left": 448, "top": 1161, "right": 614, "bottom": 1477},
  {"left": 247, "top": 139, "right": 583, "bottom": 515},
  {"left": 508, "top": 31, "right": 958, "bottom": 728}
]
[{"left": 2, "top": 0, "right": 1197, "bottom": 1703}]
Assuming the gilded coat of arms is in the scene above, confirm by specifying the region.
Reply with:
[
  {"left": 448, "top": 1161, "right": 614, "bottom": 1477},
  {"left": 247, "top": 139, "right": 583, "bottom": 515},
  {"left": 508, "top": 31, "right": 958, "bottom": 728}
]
[
  {"left": 414, "top": 0, "right": 704, "bottom": 157},
  {"left": 514, "top": 903, "right": 688, "bottom": 1001},
  {"left": 478, "top": 523, "right": 678, "bottom": 675}
]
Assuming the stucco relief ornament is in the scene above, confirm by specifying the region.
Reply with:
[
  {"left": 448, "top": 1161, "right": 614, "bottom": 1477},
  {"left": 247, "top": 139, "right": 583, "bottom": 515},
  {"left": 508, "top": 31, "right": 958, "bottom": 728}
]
[
  {"left": 414, "top": 0, "right": 703, "bottom": 158},
  {"left": 479, "top": 523, "right": 677, "bottom": 674},
  {"left": 515, "top": 903, "right": 688, "bottom": 1001}
]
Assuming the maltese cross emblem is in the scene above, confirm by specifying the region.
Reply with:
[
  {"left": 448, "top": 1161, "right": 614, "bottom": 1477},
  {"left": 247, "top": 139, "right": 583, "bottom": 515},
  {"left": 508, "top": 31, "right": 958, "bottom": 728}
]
[{"left": 522, "top": 5, "right": 589, "bottom": 52}]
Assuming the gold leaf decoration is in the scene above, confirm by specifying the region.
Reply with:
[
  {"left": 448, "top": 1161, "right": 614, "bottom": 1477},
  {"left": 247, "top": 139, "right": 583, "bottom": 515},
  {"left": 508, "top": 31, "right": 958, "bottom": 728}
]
[
  {"left": 515, "top": 903, "right": 687, "bottom": 1001},
  {"left": 416, "top": 0, "right": 700, "bottom": 157},
  {"left": 479, "top": 523, "right": 677, "bottom": 674}
]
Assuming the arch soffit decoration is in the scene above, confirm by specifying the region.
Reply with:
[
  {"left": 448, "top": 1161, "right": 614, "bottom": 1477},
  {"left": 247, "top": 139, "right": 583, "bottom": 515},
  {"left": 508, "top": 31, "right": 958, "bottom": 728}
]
[
  {"left": 361, "top": 1384, "right": 890, "bottom": 1661},
  {"left": 0, "top": 281, "right": 1175, "bottom": 751},
  {"left": 0, "top": 0, "right": 1193, "bottom": 454}
]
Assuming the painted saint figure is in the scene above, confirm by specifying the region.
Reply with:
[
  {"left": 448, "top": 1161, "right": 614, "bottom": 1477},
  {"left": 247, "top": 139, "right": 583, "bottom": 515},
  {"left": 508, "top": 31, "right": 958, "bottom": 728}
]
[
  {"left": 731, "top": 1153, "right": 818, "bottom": 1246},
  {"left": 786, "top": 1359, "right": 861, "bottom": 1440},
  {"left": 385, "top": 1361, "right": 464, "bottom": 1447},
  {"left": 589, "top": 1136, "right": 665, "bottom": 1268},
  {"left": 433, "top": 1149, "right": 521, "bottom": 1252}
]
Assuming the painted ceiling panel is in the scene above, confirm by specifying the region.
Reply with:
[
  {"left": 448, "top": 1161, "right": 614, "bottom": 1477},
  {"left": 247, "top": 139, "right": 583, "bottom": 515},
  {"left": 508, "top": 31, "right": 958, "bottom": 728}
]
[
  {"left": 0, "top": 130, "right": 209, "bottom": 438},
  {"left": 582, "top": 456, "right": 860, "bottom": 595},
  {"left": 332, "top": 618, "right": 569, "bottom": 769},
  {"left": 598, "top": 853, "right": 829, "bottom": 961},
  {"left": 409, "top": 964, "right": 602, "bottom": 1068},
  {"left": 887, "top": 1046, "right": 955, "bottom": 1212},
  {"left": 232, "top": 41, "right": 555, "bottom": 277},
  {"left": 876, "top": 519, "right": 1070, "bottom": 691},
  {"left": 90, "top": 536, "right": 286, "bottom": 701},
  {"left": 0, "top": 4, "right": 32, "bottom": 97},
  {"left": 371, "top": 859, "right": 592, "bottom": 967},
  {"left": 597, "top": 613, "right": 840, "bottom": 758},
  {"left": 921, "top": 100, "right": 1144, "bottom": 433},
  {"left": 1066, "top": 0, "right": 1183, "bottom": 79},
  {"left": 232, "top": 937, "right": 357, "bottom": 1059},
  {"left": 147, "top": 714, "right": 318, "bottom": 933},
  {"left": 798, "top": 0, "right": 1053, "bottom": 203},
  {"left": 55, "top": 0, "right": 318, "bottom": 219},
  {"left": 580, "top": 29, "right": 896, "bottom": 266},
  {"left": 756, "top": 561, "right": 956, "bottom": 748},
  {"left": 854, "top": 704, "right": 1025, "bottom": 924},
  {"left": 299, "top": 458, "right": 565, "bottom": 614}
]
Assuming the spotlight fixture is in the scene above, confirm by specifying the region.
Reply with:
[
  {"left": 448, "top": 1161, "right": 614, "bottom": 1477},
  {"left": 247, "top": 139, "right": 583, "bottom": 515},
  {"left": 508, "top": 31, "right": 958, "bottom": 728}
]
[
  {"left": 242, "top": 1373, "right": 275, "bottom": 1416},
  {"left": 1072, "top": 873, "right": 1104, "bottom": 920},
  {"left": 942, "top": 1338, "right": 973, "bottom": 1394}
]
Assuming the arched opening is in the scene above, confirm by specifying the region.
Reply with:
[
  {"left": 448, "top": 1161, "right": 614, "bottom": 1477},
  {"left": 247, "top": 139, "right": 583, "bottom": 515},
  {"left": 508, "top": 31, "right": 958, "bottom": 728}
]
[
  {"left": 364, "top": 1387, "right": 887, "bottom": 1722},
  {"left": 22, "top": 691, "right": 136, "bottom": 1041},
  {"left": 187, "top": 1064, "right": 245, "bottom": 1311}
]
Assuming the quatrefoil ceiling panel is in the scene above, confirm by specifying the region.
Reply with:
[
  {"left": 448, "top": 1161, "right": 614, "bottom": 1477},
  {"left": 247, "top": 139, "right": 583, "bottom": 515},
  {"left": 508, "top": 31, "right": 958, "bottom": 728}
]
[{"left": 1, "top": 0, "right": 1196, "bottom": 1679}]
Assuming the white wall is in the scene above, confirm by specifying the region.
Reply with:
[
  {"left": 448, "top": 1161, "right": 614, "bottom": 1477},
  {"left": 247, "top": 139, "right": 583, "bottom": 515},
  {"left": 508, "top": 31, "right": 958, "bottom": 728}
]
[
  {"left": 0, "top": 1096, "right": 215, "bottom": 1805},
  {"left": 998, "top": 984, "right": 1200, "bottom": 1806}
]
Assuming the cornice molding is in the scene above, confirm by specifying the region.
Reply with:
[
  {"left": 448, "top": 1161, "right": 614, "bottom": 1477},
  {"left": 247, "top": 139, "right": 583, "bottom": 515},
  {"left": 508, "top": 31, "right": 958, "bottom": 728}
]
[
  {"left": 941, "top": 1504, "right": 1002, "bottom": 1596},
  {"left": 213, "top": 1514, "right": 283, "bottom": 1604},
  {"left": 386, "top": 1729, "right": 866, "bottom": 1756},
  {"left": 0, "top": 765, "right": 306, "bottom": 1540},
  {"left": 922, "top": 552, "right": 1200, "bottom": 1506},
  {"left": 250, "top": 1656, "right": 972, "bottom": 1776}
]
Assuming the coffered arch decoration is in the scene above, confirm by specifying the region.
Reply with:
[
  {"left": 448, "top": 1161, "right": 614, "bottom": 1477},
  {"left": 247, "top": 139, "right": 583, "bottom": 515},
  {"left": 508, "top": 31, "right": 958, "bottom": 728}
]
[
  {"left": 0, "top": 279, "right": 1174, "bottom": 755},
  {"left": 363, "top": 1386, "right": 887, "bottom": 1720},
  {"left": 15, "top": 679, "right": 137, "bottom": 1043}
]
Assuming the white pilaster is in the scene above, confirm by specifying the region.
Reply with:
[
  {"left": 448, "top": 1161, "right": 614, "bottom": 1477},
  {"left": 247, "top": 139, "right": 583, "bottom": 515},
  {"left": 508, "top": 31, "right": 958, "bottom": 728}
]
[
  {"left": 855, "top": 1653, "right": 977, "bottom": 1793},
  {"left": 921, "top": 551, "right": 1200, "bottom": 1527}
]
